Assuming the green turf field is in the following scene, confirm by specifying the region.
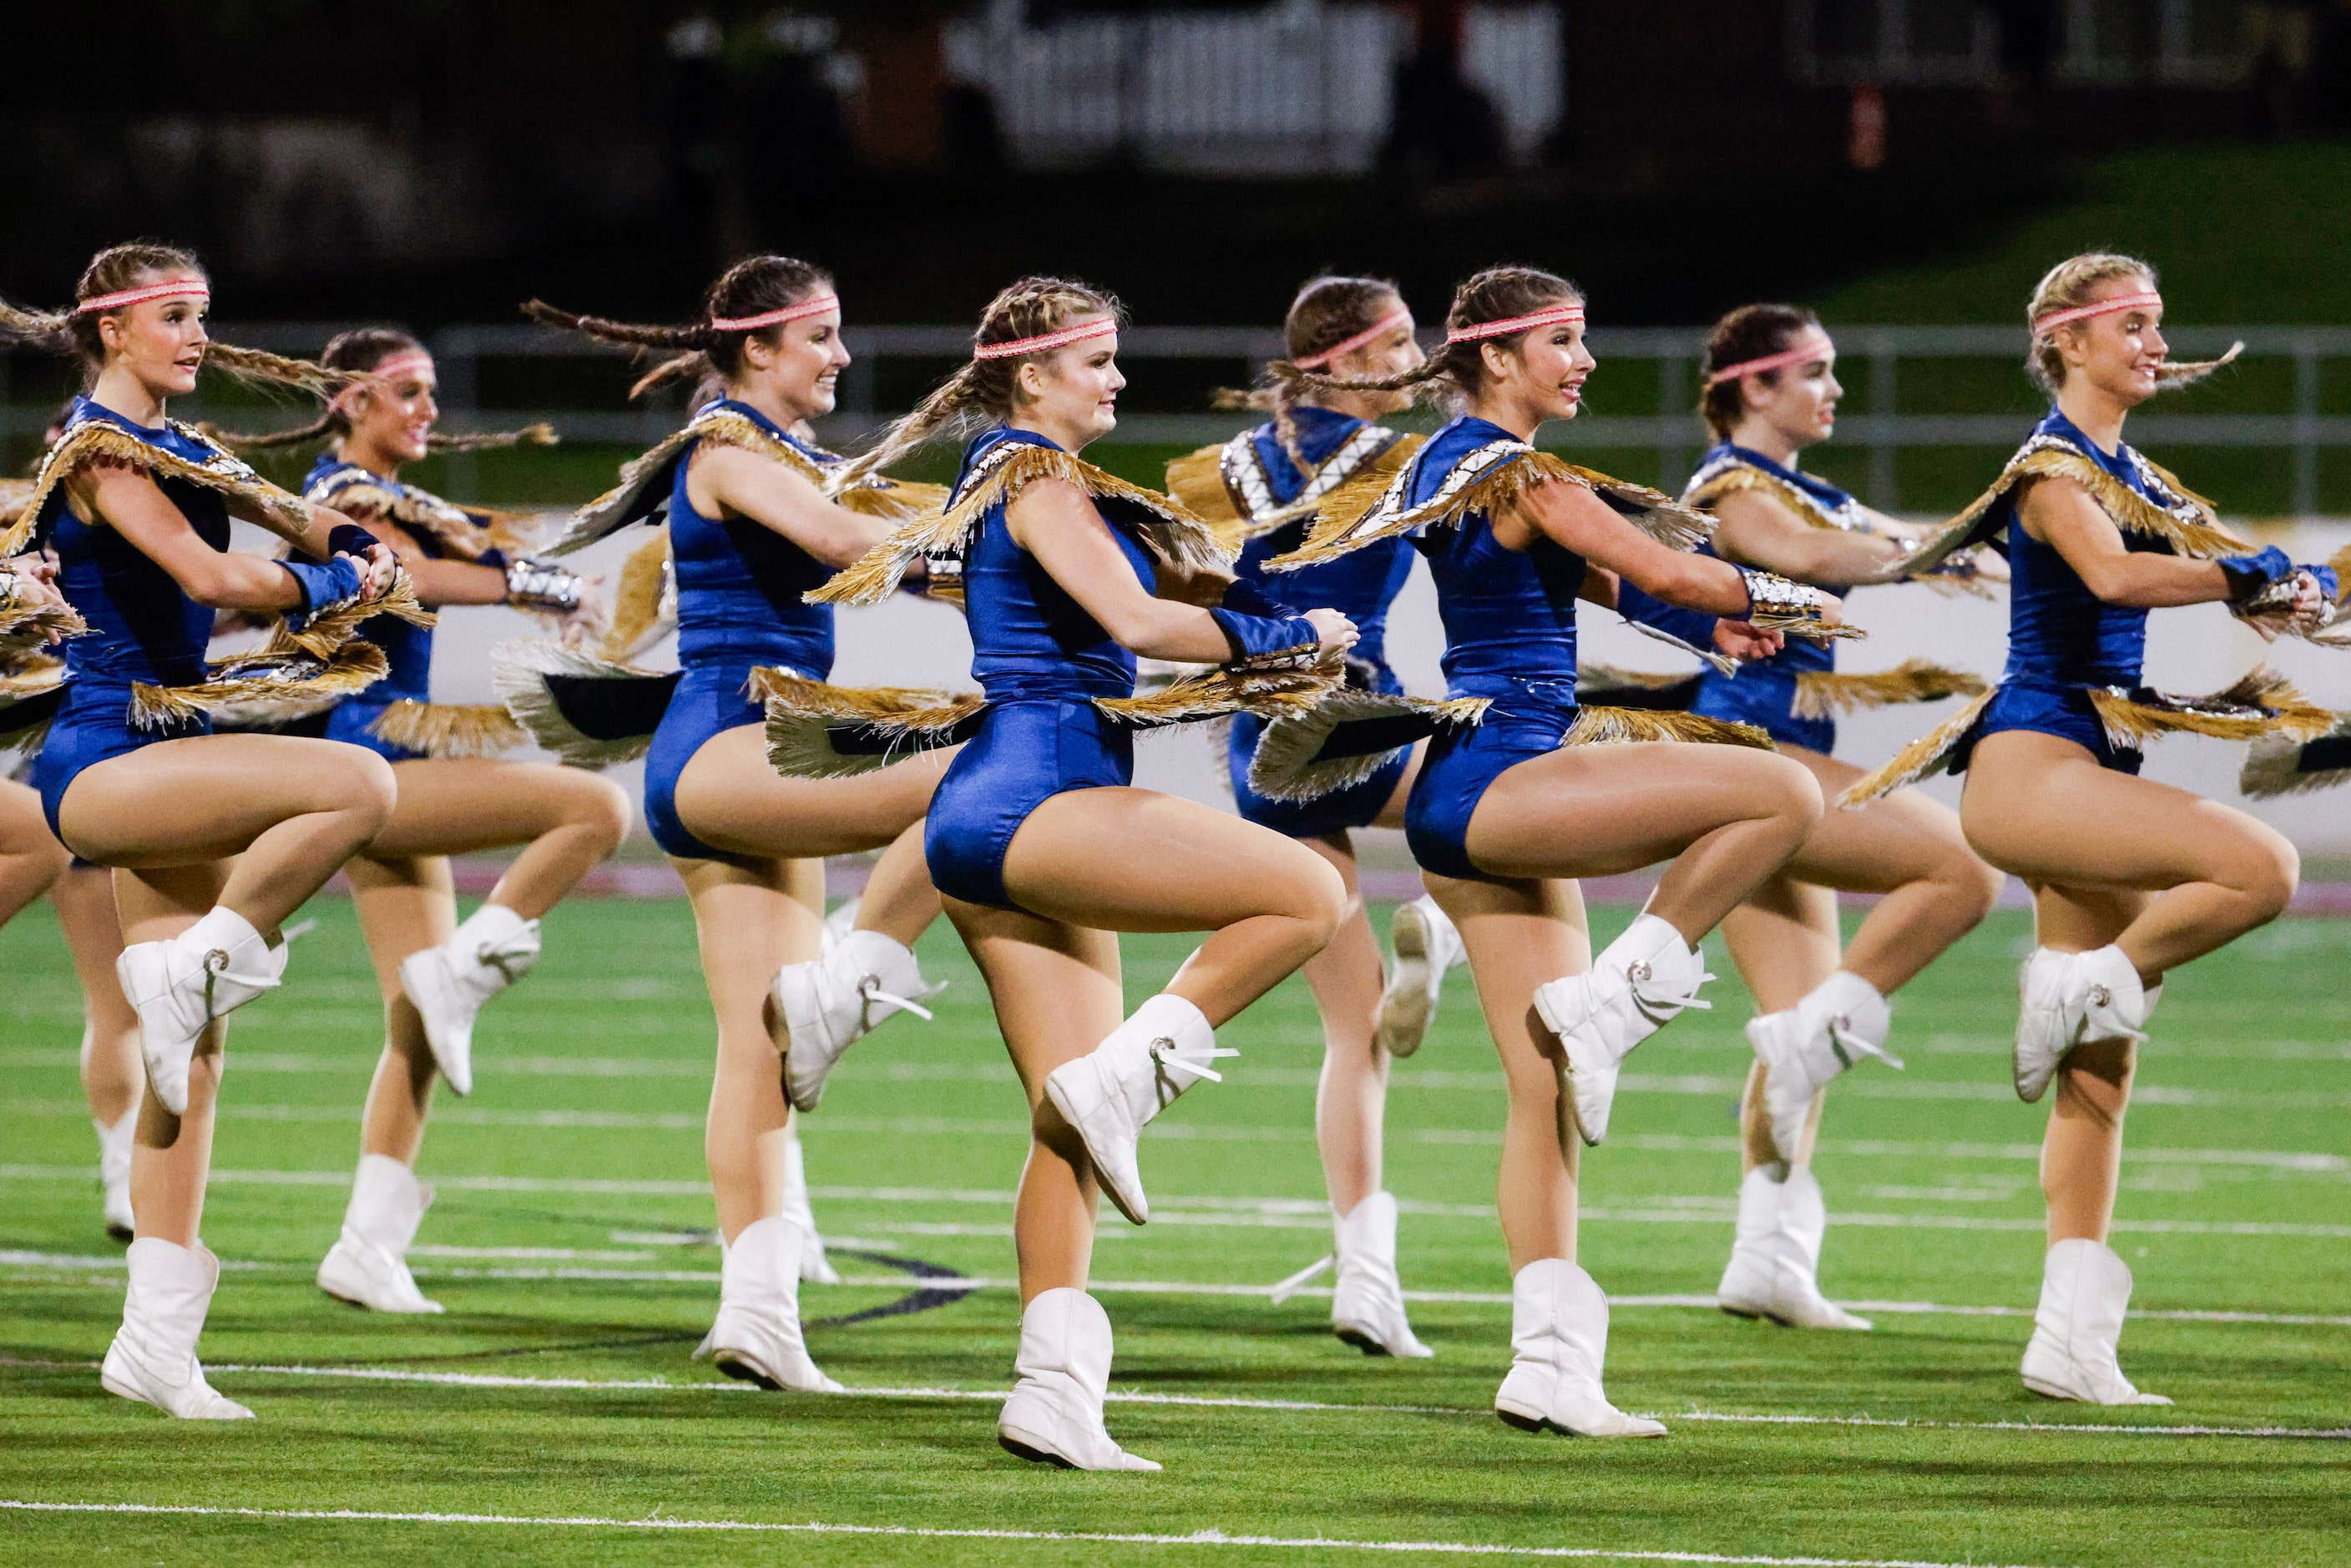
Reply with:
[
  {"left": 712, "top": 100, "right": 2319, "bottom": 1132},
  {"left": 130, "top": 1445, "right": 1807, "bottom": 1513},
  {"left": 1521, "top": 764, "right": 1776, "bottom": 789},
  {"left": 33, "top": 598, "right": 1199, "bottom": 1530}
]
[{"left": 3, "top": 896, "right": 2347, "bottom": 1566}]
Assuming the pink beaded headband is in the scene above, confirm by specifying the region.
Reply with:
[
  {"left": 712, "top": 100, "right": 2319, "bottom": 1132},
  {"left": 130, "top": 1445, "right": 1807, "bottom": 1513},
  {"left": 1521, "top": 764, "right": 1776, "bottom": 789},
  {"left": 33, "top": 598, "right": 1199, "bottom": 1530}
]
[
  {"left": 368, "top": 350, "right": 435, "bottom": 383},
  {"left": 1706, "top": 333, "right": 1836, "bottom": 388},
  {"left": 710, "top": 294, "right": 840, "bottom": 332},
  {"left": 76, "top": 280, "right": 210, "bottom": 314},
  {"left": 1445, "top": 303, "right": 1585, "bottom": 344},
  {"left": 973, "top": 317, "right": 1119, "bottom": 361},
  {"left": 1294, "top": 307, "right": 1413, "bottom": 370},
  {"left": 2033, "top": 291, "right": 2161, "bottom": 339}
]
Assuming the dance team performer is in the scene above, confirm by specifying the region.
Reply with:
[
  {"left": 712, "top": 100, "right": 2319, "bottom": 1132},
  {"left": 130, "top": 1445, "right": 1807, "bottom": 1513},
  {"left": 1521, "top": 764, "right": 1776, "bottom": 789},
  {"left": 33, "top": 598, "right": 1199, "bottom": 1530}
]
[
  {"left": 1845, "top": 254, "right": 2338, "bottom": 1405},
  {"left": 1684, "top": 306, "right": 2006, "bottom": 1330},
  {"left": 2, "top": 242, "right": 419, "bottom": 1418},
  {"left": 1262, "top": 265, "right": 1843, "bottom": 1437},
  {"left": 524, "top": 257, "right": 950, "bottom": 1392},
  {"left": 1167, "top": 274, "right": 1459, "bottom": 1358},
  {"left": 802, "top": 276, "right": 1354, "bottom": 1469},
  {"left": 213, "top": 328, "right": 625, "bottom": 1314}
]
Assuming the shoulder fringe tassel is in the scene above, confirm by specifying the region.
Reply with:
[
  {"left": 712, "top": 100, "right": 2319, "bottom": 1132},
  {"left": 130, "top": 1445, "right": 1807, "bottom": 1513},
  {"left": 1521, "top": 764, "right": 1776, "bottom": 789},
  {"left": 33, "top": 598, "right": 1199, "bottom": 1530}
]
[
  {"left": 598, "top": 526, "right": 675, "bottom": 662},
  {"left": 1791, "top": 660, "right": 1989, "bottom": 720},
  {"left": 0, "top": 654, "right": 68, "bottom": 751},
  {"left": 367, "top": 699, "right": 528, "bottom": 759},
  {"left": 1898, "top": 439, "right": 2247, "bottom": 579},
  {"left": 129, "top": 640, "right": 387, "bottom": 731},
  {"left": 489, "top": 638, "right": 680, "bottom": 769},
  {"left": 813, "top": 443, "right": 1231, "bottom": 608},
  {"left": 2241, "top": 716, "right": 2351, "bottom": 799},
  {"left": 1688, "top": 464, "right": 1999, "bottom": 600},
  {"left": 1166, "top": 443, "right": 1242, "bottom": 550},
  {"left": 281, "top": 577, "right": 434, "bottom": 662},
  {"left": 3, "top": 417, "right": 316, "bottom": 559},
  {"left": 1170, "top": 432, "right": 1425, "bottom": 554},
  {"left": 546, "top": 407, "right": 946, "bottom": 556},
  {"left": 2, "top": 600, "right": 88, "bottom": 656},
  {"left": 755, "top": 669, "right": 988, "bottom": 779},
  {"left": 1834, "top": 688, "right": 1999, "bottom": 807},
  {"left": 1272, "top": 447, "right": 1713, "bottom": 572},
  {"left": 1246, "top": 690, "right": 1491, "bottom": 802},
  {"left": 1576, "top": 664, "right": 1704, "bottom": 710},
  {"left": 1560, "top": 706, "right": 1773, "bottom": 751},
  {"left": 311, "top": 473, "right": 549, "bottom": 562},
  {"left": 2086, "top": 666, "right": 2333, "bottom": 752},
  {"left": 1095, "top": 664, "right": 1337, "bottom": 728}
]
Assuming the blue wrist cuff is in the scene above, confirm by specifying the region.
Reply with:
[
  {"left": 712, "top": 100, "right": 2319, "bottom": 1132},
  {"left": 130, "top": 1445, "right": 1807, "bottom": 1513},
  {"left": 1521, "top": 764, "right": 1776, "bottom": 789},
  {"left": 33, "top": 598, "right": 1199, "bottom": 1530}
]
[
  {"left": 2217, "top": 545, "right": 2293, "bottom": 604},
  {"left": 1211, "top": 606, "right": 1320, "bottom": 669},
  {"left": 475, "top": 547, "right": 510, "bottom": 573},
  {"left": 326, "top": 524, "right": 381, "bottom": 558},
  {"left": 2308, "top": 564, "right": 2339, "bottom": 602},
  {"left": 280, "top": 556, "right": 364, "bottom": 630},
  {"left": 1218, "top": 577, "right": 1290, "bottom": 621}
]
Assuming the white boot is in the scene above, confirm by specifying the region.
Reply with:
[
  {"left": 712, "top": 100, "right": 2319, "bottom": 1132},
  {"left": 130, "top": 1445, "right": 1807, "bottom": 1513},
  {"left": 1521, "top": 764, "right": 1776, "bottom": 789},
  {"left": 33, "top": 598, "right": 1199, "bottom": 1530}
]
[
  {"left": 1330, "top": 1191, "right": 1433, "bottom": 1358},
  {"left": 1716, "top": 1166, "right": 1871, "bottom": 1330},
  {"left": 695, "top": 1216, "right": 842, "bottom": 1393},
  {"left": 2014, "top": 945, "right": 2146, "bottom": 1103},
  {"left": 1043, "top": 994, "right": 1235, "bottom": 1225},
  {"left": 399, "top": 903, "right": 540, "bottom": 1098},
  {"left": 115, "top": 907, "right": 286, "bottom": 1116},
  {"left": 2020, "top": 1238, "right": 2171, "bottom": 1405},
  {"left": 1376, "top": 896, "right": 1464, "bottom": 1060},
  {"left": 820, "top": 897, "right": 859, "bottom": 959},
  {"left": 998, "top": 1287, "right": 1160, "bottom": 1470},
  {"left": 1748, "top": 971, "right": 1899, "bottom": 1173},
  {"left": 316, "top": 1154, "right": 443, "bottom": 1313},
  {"left": 95, "top": 1107, "right": 137, "bottom": 1242},
  {"left": 780, "top": 1126, "right": 841, "bottom": 1285},
  {"left": 773, "top": 929, "right": 943, "bottom": 1112},
  {"left": 1533, "top": 914, "right": 1711, "bottom": 1146},
  {"left": 1494, "top": 1258, "right": 1665, "bottom": 1439},
  {"left": 100, "top": 1237, "right": 253, "bottom": 1419}
]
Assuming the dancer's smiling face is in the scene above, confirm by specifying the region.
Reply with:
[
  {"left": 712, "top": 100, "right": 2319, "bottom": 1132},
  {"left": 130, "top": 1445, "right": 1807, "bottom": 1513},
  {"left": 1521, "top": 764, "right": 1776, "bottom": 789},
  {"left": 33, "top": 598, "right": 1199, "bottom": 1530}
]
[
  {"left": 1472, "top": 306, "right": 1595, "bottom": 431},
  {"left": 1012, "top": 318, "right": 1124, "bottom": 449},
  {"left": 94, "top": 271, "right": 209, "bottom": 401},
  {"left": 736, "top": 300, "right": 850, "bottom": 422},
  {"left": 2052, "top": 274, "right": 2167, "bottom": 409},
  {"left": 1735, "top": 335, "right": 1841, "bottom": 450},
  {"left": 345, "top": 352, "right": 438, "bottom": 466}
]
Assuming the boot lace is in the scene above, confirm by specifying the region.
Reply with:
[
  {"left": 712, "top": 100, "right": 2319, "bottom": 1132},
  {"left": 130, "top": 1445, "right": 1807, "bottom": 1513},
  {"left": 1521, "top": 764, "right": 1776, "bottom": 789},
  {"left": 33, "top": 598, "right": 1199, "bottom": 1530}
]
[
  {"left": 473, "top": 934, "right": 538, "bottom": 984},
  {"left": 2080, "top": 982, "right": 2148, "bottom": 1045},
  {"left": 1625, "top": 957, "right": 1713, "bottom": 1024},
  {"left": 1826, "top": 1016, "right": 1904, "bottom": 1073},
  {"left": 857, "top": 973, "right": 938, "bottom": 1029},
  {"left": 1149, "top": 1036, "right": 1239, "bottom": 1093},
  {"left": 200, "top": 947, "right": 283, "bottom": 1021}
]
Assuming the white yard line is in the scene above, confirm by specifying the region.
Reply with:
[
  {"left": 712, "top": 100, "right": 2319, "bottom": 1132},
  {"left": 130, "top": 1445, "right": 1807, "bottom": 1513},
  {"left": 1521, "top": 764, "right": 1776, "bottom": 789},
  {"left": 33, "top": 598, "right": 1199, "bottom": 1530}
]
[{"left": 0, "top": 1499, "right": 2078, "bottom": 1566}]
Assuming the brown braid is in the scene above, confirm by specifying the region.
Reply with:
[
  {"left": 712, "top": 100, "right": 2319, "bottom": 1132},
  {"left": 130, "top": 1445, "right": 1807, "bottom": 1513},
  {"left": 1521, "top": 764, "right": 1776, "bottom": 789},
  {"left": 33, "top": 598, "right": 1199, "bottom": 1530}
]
[
  {"left": 1273, "top": 265, "right": 1580, "bottom": 415},
  {"left": 1214, "top": 276, "right": 1405, "bottom": 478},
  {"left": 207, "top": 328, "right": 553, "bottom": 453},
  {"left": 523, "top": 255, "right": 833, "bottom": 400}
]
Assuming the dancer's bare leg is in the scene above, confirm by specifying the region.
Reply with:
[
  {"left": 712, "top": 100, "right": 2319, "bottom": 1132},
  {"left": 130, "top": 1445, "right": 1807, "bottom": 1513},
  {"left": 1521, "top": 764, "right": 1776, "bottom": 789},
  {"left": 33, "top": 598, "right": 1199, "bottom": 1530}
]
[
  {"left": 116, "top": 862, "right": 230, "bottom": 1247},
  {"left": 358, "top": 760, "right": 629, "bottom": 921},
  {"left": 1424, "top": 873, "right": 1587, "bottom": 1271},
  {"left": 0, "top": 778, "right": 68, "bottom": 925},
  {"left": 674, "top": 728, "right": 953, "bottom": 862},
  {"left": 55, "top": 862, "right": 141, "bottom": 1127},
  {"left": 1302, "top": 833, "right": 1388, "bottom": 1214},
  {"left": 678, "top": 855, "right": 819, "bottom": 1242},
  {"left": 944, "top": 898, "right": 1122, "bottom": 1302},
  {"left": 850, "top": 821, "right": 943, "bottom": 949},
  {"left": 998, "top": 789, "right": 1348, "bottom": 1025},
  {"left": 347, "top": 855, "right": 453, "bottom": 1166}
]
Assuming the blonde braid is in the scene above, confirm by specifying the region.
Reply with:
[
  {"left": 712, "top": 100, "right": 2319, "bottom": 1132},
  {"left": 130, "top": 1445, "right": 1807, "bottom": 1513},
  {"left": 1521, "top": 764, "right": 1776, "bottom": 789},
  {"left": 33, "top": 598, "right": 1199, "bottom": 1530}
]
[{"left": 2025, "top": 252, "right": 2237, "bottom": 394}]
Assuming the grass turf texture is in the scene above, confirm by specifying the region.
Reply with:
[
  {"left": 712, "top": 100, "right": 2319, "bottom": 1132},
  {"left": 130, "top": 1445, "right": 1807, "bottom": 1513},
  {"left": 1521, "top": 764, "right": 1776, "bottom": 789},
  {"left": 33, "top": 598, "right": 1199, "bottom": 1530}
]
[{"left": 3, "top": 897, "right": 2347, "bottom": 1566}]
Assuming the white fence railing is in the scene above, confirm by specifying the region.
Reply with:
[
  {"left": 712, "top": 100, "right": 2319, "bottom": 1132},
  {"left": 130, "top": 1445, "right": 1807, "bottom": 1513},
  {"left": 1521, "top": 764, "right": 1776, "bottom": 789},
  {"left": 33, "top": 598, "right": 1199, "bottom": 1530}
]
[{"left": 8, "top": 320, "right": 2348, "bottom": 514}]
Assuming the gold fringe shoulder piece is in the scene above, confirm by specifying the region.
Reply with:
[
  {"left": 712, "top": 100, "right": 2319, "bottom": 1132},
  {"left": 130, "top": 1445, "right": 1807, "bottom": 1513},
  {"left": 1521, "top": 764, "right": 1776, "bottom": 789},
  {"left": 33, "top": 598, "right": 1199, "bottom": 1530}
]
[
  {"left": 1575, "top": 664, "right": 1703, "bottom": 710},
  {"left": 1898, "top": 433, "right": 2249, "bottom": 579},
  {"left": 1272, "top": 443, "right": 1713, "bottom": 572},
  {"left": 1, "top": 417, "right": 315, "bottom": 558},
  {"left": 1166, "top": 442, "right": 1247, "bottom": 554},
  {"left": 129, "top": 640, "right": 389, "bottom": 731},
  {"left": 2086, "top": 666, "right": 2335, "bottom": 751},
  {"left": 1246, "top": 688, "right": 1489, "bottom": 803},
  {"left": 1789, "top": 660, "right": 1989, "bottom": 721},
  {"left": 754, "top": 668, "right": 988, "bottom": 780},
  {"left": 2240, "top": 716, "right": 2351, "bottom": 799},
  {"left": 1683, "top": 460, "right": 1859, "bottom": 534},
  {"left": 307, "top": 469, "right": 498, "bottom": 562},
  {"left": 1094, "top": 663, "right": 1338, "bottom": 730},
  {"left": 367, "top": 699, "right": 528, "bottom": 759},
  {"left": 837, "top": 477, "right": 949, "bottom": 525},
  {"left": 1835, "top": 687, "right": 1999, "bottom": 808},
  {"left": 546, "top": 407, "right": 839, "bottom": 555},
  {"left": 1203, "top": 427, "right": 1424, "bottom": 550},
  {"left": 488, "top": 637, "right": 681, "bottom": 769},
  {"left": 812, "top": 440, "right": 1231, "bottom": 608},
  {"left": 1558, "top": 706, "right": 1774, "bottom": 751},
  {"left": 597, "top": 525, "right": 675, "bottom": 662}
]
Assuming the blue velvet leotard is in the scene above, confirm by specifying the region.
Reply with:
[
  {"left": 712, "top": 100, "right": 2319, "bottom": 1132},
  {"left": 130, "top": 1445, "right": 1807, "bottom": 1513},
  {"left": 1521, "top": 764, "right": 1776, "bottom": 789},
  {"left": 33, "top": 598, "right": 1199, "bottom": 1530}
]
[
  {"left": 1398, "top": 417, "right": 1593, "bottom": 883},
  {"left": 1956, "top": 408, "right": 2173, "bottom": 776},
  {"left": 1224, "top": 406, "right": 1417, "bottom": 839},
  {"left": 303, "top": 457, "right": 455, "bottom": 762},
  {"left": 1686, "top": 443, "right": 1854, "bottom": 754},
  {"left": 924, "top": 427, "right": 1155, "bottom": 912},
  {"left": 640, "top": 399, "right": 840, "bottom": 859},
  {"left": 32, "top": 398, "right": 227, "bottom": 837}
]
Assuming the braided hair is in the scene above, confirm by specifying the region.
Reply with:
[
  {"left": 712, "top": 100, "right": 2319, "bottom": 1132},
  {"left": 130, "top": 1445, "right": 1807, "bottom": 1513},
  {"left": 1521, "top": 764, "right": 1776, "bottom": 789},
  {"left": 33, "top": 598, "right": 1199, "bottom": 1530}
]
[
  {"left": 1216, "top": 276, "right": 1407, "bottom": 478},
  {"left": 524, "top": 255, "right": 834, "bottom": 401},
  {"left": 1273, "top": 265, "right": 1580, "bottom": 414},
  {"left": 2025, "top": 253, "right": 2234, "bottom": 396},
  {"left": 827, "top": 276, "right": 1125, "bottom": 493},
  {"left": 206, "top": 329, "right": 554, "bottom": 453}
]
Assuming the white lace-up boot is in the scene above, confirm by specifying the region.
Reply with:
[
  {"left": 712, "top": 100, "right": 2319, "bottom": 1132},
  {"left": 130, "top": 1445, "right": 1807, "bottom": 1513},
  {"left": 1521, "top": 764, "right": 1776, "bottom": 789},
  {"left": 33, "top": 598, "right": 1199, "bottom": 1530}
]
[
  {"left": 399, "top": 903, "right": 540, "bottom": 1098},
  {"left": 1376, "top": 896, "right": 1465, "bottom": 1060},
  {"left": 780, "top": 1125, "right": 841, "bottom": 1285},
  {"left": 1716, "top": 1166, "right": 1871, "bottom": 1330},
  {"left": 1494, "top": 1258, "right": 1666, "bottom": 1439},
  {"left": 1330, "top": 1191, "right": 1433, "bottom": 1358},
  {"left": 2020, "top": 1238, "right": 2171, "bottom": 1405},
  {"left": 1533, "top": 914, "right": 1711, "bottom": 1146},
  {"left": 116, "top": 907, "right": 286, "bottom": 1116},
  {"left": 1043, "top": 994, "right": 1236, "bottom": 1225},
  {"left": 316, "top": 1154, "right": 443, "bottom": 1313},
  {"left": 1748, "top": 971, "right": 1899, "bottom": 1172},
  {"left": 2014, "top": 945, "right": 2147, "bottom": 1103},
  {"left": 773, "top": 929, "right": 944, "bottom": 1112},
  {"left": 998, "top": 1288, "right": 1160, "bottom": 1470},
  {"left": 95, "top": 1106, "right": 137, "bottom": 1242},
  {"left": 695, "top": 1216, "right": 842, "bottom": 1393},
  {"left": 100, "top": 1237, "right": 253, "bottom": 1419}
]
